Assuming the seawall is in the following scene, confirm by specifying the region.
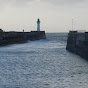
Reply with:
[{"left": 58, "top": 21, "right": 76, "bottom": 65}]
[
  {"left": 66, "top": 31, "right": 88, "bottom": 59},
  {"left": 0, "top": 31, "right": 46, "bottom": 46}
]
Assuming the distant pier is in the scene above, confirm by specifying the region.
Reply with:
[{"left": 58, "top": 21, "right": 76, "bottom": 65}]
[
  {"left": 0, "top": 30, "right": 46, "bottom": 46},
  {"left": 0, "top": 18, "right": 46, "bottom": 46}
]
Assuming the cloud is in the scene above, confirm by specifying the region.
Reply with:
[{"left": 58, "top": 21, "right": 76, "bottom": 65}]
[
  {"left": 0, "top": 0, "right": 39, "bottom": 7},
  {"left": 0, "top": 0, "right": 87, "bottom": 7},
  {"left": 41, "top": 0, "right": 87, "bottom": 7},
  {"left": 41, "top": 0, "right": 86, "bottom": 4}
]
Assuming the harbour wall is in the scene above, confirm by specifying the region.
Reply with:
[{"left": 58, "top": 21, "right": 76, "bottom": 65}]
[
  {"left": 0, "top": 31, "right": 46, "bottom": 46},
  {"left": 66, "top": 31, "right": 88, "bottom": 59}
]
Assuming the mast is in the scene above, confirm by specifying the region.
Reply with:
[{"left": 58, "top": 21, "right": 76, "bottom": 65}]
[{"left": 72, "top": 19, "right": 73, "bottom": 31}]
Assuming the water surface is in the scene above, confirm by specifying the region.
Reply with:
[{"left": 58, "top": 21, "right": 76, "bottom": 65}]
[{"left": 0, "top": 33, "right": 88, "bottom": 88}]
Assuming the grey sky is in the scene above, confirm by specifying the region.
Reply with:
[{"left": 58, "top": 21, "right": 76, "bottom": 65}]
[{"left": 0, "top": 0, "right": 88, "bottom": 32}]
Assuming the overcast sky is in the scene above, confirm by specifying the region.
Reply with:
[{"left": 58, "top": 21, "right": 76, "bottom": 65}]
[{"left": 0, "top": 0, "right": 88, "bottom": 32}]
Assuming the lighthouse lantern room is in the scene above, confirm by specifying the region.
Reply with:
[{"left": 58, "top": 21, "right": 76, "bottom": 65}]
[{"left": 37, "top": 18, "right": 40, "bottom": 31}]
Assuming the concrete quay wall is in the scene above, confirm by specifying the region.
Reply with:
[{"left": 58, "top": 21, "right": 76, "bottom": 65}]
[
  {"left": 66, "top": 31, "right": 88, "bottom": 59},
  {"left": 0, "top": 31, "right": 46, "bottom": 46}
]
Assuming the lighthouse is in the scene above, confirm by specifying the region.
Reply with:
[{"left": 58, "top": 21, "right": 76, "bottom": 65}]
[{"left": 37, "top": 18, "right": 40, "bottom": 31}]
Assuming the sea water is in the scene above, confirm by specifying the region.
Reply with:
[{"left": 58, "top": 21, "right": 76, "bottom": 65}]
[{"left": 0, "top": 33, "right": 88, "bottom": 88}]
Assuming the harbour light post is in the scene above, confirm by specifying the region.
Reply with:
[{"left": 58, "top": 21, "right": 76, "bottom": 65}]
[
  {"left": 72, "top": 19, "right": 73, "bottom": 31},
  {"left": 37, "top": 18, "right": 40, "bottom": 31}
]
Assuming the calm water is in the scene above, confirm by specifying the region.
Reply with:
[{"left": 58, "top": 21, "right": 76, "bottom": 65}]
[{"left": 0, "top": 33, "right": 88, "bottom": 88}]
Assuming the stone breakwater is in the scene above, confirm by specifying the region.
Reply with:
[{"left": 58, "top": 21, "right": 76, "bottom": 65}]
[
  {"left": 0, "top": 31, "right": 46, "bottom": 46},
  {"left": 66, "top": 31, "right": 88, "bottom": 59}
]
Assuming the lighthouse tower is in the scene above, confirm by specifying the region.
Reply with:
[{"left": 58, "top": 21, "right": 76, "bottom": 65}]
[{"left": 37, "top": 18, "right": 40, "bottom": 31}]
